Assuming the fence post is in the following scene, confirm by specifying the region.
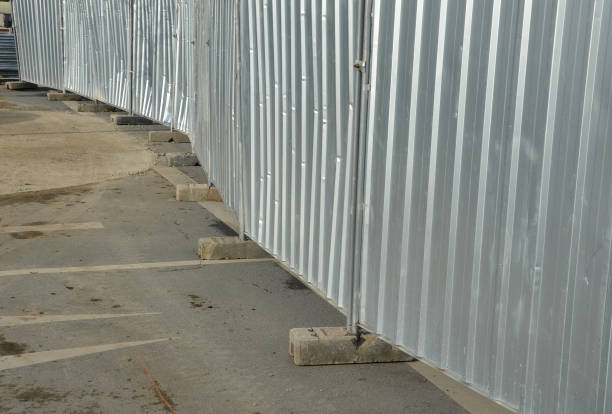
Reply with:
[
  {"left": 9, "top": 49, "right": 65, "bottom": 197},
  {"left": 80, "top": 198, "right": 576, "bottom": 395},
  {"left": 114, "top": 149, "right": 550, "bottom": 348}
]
[
  {"left": 346, "top": 0, "right": 374, "bottom": 336},
  {"left": 235, "top": 0, "right": 247, "bottom": 242},
  {"left": 129, "top": 0, "right": 134, "bottom": 115}
]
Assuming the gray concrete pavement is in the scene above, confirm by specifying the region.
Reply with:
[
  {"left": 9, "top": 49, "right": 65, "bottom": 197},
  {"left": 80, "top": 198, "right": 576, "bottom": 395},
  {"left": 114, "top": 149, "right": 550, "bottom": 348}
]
[{"left": 0, "top": 88, "right": 477, "bottom": 413}]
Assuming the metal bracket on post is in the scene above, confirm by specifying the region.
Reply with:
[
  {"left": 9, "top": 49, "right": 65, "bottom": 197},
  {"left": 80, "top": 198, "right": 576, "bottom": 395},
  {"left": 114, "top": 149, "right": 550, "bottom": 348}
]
[{"left": 346, "top": 0, "right": 374, "bottom": 338}]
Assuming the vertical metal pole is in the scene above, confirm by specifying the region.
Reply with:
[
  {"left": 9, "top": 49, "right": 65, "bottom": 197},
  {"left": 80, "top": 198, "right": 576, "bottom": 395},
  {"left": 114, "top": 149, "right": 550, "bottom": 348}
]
[
  {"left": 11, "top": 0, "right": 22, "bottom": 82},
  {"left": 129, "top": 0, "right": 134, "bottom": 115},
  {"left": 235, "top": 0, "right": 247, "bottom": 241},
  {"left": 60, "top": 0, "right": 65, "bottom": 92},
  {"left": 346, "top": 0, "right": 374, "bottom": 336},
  {"left": 171, "top": 0, "right": 181, "bottom": 132}
]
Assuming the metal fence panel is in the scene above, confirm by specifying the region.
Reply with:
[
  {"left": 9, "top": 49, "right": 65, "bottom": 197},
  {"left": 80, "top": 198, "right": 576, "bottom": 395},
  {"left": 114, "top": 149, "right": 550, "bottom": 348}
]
[
  {"left": 133, "top": 0, "right": 175, "bottom": 125},
  {"left": 11, "top": 1, "right": 612, "bottom": 412},
  {"left": 360, "top": 0, "right": 612, "bottom": 412},
  {"left": 235, "top": 0, "right": 359, "bottom": 310},
  {"left": 11, "top": 0, "right": 63, "bottom": 89},
  {"left": 0, "top": 33, "right": 19, "bottom": 79},
  {"left": 63, "top": 0, "right": 131, "bottom": 111},
  {"left": 172, "top": 0, "right": 195, "bottom": 133}
]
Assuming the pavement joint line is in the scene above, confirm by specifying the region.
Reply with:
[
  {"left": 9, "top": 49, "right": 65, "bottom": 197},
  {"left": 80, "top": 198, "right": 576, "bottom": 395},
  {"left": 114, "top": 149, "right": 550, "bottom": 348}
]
[
  {"left": 0, "top": 258, "right": 274, "bottom": 278},
  {"left": 0, "top": 339, "right": 171, "bottom": 372},
  {"left": 0, "top": 313, "right": 160, "bottom": 327},
  {"left": 0, "top": 131, "right": 144, "bottom": 137},
  {"left": 0, "top": 222, "right": 104, "bottom": 234}
]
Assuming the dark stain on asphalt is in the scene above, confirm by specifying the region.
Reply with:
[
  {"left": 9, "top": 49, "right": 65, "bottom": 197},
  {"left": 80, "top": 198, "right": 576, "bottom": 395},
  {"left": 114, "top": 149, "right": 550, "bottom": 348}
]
[
  {"left": 10, "top": 231, "right": 44, "bottom": 239},
  {"left": 207, "top": 220, "right": 237, "bottom": 236},
  {"left": 0, "top": 185, "right": 91, "bottom": 207},
  {"left": 0, "top": 335, "right": 28, "bottom": 356},
  {"left": 187, "top": 294, "right": 206, "bottom": 309},
  {"left": 16, "top": 387, "right": 68, "bottom": 404},
  {"left": 22, "top": 221, "right": 52, "bottom": 226},
  {"left": 285, "top": 277, "right": 308, "bottom": 290}
]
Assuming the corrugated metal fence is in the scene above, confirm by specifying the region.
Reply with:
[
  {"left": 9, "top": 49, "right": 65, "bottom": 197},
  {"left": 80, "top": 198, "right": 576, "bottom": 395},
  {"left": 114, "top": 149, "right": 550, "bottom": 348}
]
[
  {"left": 12, "top": 0, "right": 63, "bottom": 89},
  {"left": 0, "top": 33, "right": 19, "bottom": 79},
  {"left": 12, "top": 0, "right": 191, "bottom": 130},
  {"left": 13, "top": 0, "right": 612, "bottom": 412}
]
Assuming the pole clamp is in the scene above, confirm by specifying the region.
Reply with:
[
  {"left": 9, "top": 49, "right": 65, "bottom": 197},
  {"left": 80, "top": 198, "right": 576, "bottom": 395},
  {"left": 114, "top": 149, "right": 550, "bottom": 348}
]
[{"left": 353, "top": 60, "right": 366, "bottom": 73}]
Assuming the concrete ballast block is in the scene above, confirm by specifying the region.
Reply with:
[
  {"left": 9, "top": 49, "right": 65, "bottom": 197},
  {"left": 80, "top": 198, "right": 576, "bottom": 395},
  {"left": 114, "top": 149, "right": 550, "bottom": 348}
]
[
  {"left": 47, "top": 91, "right": 83, "bottom": 101},
  {"left": 110, "top": 114, "right": 156, "bottom": 125},
  {"left": 198, "top": 237, "right": 270, "bottom": 260},
  {"left": 176, "top": 184, "right": 215, "bottom": 202},
  {"left": 6, "top": 81, "right": 36, "bottom": 90},
  {"left": 289, "top": 327, "right": 413, "bottom": 366},
  {"left": 167, "top": 152, "right": 199, "bottom": 167},
  {"left": 78, "top": 103, "right": 117, "bottom": 113},
  {"left": 149, "top": 130, "right": 191, "bottom": 143}
]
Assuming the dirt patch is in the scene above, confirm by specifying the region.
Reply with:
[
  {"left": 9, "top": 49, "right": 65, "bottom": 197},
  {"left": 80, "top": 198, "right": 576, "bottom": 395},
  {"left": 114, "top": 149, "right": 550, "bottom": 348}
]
[
  {"left": 0, "top": 334, "right": 28, "bottom": 356},
  {"left": 285, "top": 277, "right": 308, "bottom": 290},
  {"left": 10, "top": 231, "right": 44, "bottom": 240},
  {"left": 0, "top": 184, "right": 91, "bottom": 207},
  {"left": 16, "top": 387, "right": 68, "bottom": 404}
]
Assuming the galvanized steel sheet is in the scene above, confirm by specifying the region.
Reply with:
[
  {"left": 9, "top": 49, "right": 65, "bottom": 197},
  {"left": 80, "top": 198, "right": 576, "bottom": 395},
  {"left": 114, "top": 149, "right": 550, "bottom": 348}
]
[
  {"left": 0, "top": 33, "right": 19, "bottom": 79},
  {"left": 11, "top": 0, "right": 63, "bottom": 89},
  {"left": 132, "top": 0, "right": 175, "bottom": 125},
  {"left": 360, "top": 0, "right": 612, "bottom": 412},
  {"left": 11, "top": 0, "right": 612, "bottom": 412},
  {"left": 172, "top": 0, "right": 195, "bottom": 133},
  {"left": 236, "top": 0, "right": 360, "bottom": 311},
  {"left": 63, "top": 0, "right": 131, "bottom": 111}
]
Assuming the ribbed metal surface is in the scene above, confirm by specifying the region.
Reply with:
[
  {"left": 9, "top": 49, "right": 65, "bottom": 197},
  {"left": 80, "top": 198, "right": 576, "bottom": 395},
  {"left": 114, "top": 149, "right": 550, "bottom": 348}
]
[
  {"left": 172, "top": 0, "right": 194, "bottom": 133},
  {"left": 14, "top": 0, "right": 191, "bottom": 130},
  {"left": 0, "top": 33, "right": 19, "bottom": 79},
  {"left": 237, "top": 0, "right": 360, "bottom": 309},
  {"left": 11, "top": 0, "right": 63, "bottom": 89},
  {"left": 132, "top": 0, "right": 175, "bottom": 125},
  {"left": 12, "top": 1, "right": 612, "bottom": 412},
  {"left": 360, "top": 1, "right": 612, "bottom": 412},
  {"left": 63, "top": 0, "right": 131, "bottom": 111}
]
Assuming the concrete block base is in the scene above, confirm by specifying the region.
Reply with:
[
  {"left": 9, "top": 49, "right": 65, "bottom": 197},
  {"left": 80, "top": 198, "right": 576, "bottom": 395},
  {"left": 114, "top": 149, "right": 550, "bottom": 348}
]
[
  {"left": 6, "top": 81, "right": 36, "bottom": 90},
  {"left": 176, "top": 184, "right": 222, "bottom": 202},
  {"left": 289, "top": 327, "right": 413, "bottom": 366},
  {"left": 78, "top": 103, "right": 117, "bottom": 113},
  {"left": 167, "top": 152, "right": 198, "bottom": 167},
  {"left": 47, "top": 91, "right": 83, "bottom": 101},
  {"left": 198, "top": 237, "right": 270, "bottom": 260},
  {"left": 149, "top": 130, "right": 191, "bottom": 143},
  {"left": 110, "top": 114, "right": 156, "bottom": 125}
]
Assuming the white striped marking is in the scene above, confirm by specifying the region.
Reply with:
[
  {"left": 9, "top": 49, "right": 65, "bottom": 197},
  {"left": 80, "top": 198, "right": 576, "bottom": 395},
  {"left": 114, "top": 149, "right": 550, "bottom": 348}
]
[
  {"left": 0, "top": 339, "right": 170, "bottom": 371},
  {"left": 0, "top": 258, "right": 274, "bottom": 278},
  {"left": 0, "top": 313, "right": 159, "bottom": 327},
  {"left": 0, "top": 222, "right": 104, "bottom": 234}
]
